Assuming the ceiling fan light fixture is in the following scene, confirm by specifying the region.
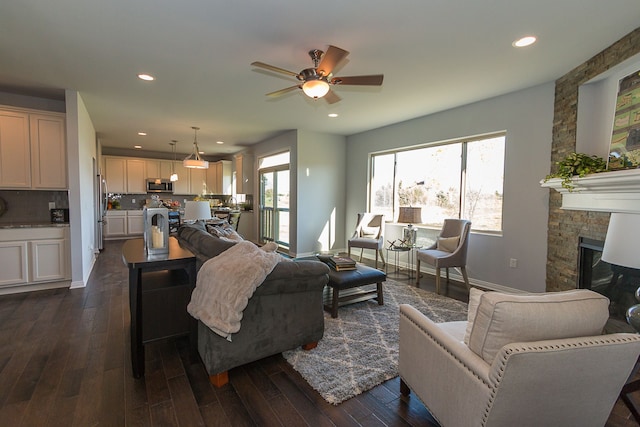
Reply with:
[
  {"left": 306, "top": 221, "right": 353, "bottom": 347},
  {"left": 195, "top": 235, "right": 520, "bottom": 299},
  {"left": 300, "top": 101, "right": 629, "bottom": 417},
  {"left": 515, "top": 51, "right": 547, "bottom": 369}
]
[
  {"left": 183, "top": 127, "right": 209, "bottom": 169},
  {"left": 302, "top": 79, "right": 330, "bottom": 99}
]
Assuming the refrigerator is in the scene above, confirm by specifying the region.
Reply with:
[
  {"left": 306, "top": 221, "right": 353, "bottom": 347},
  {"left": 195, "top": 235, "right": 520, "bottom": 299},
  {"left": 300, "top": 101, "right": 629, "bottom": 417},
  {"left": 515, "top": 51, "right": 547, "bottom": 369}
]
[{"left": 95, "top": 172, "right": 107, "bottom": 251}]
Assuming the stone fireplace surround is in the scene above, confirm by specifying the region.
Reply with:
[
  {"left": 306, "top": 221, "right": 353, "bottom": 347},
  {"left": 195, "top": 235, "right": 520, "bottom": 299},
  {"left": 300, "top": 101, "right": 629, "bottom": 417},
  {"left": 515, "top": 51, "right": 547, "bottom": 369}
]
[{"left": 546, "top": 27, "right": 640, "bottom": 292}]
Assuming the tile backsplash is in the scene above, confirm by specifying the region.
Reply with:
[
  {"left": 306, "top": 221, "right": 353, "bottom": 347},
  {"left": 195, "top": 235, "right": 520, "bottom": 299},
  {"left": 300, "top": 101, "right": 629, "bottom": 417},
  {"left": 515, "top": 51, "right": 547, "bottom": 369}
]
[{"left": 0, "top": 190, "right": 69, "bottom": 224}]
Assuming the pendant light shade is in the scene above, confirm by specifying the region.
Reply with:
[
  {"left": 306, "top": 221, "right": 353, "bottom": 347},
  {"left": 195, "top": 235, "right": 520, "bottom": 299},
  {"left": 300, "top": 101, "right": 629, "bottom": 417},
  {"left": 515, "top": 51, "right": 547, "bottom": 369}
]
[
  {"left": 169, "top": 140, "right": 179, "bottom": 182},
  {"left": 183, "top": 126, "right": 209, "bottom": 169}
]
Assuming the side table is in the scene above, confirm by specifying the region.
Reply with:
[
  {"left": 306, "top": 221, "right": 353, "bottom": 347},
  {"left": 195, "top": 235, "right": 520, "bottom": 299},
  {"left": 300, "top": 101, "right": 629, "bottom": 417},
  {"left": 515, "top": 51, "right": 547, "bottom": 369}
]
[
  {"left": 386, "top": 246, "right": 417, "bottom": 279},
  {"left": 122, "top": 236, "right": 197, "bottom": 378}
]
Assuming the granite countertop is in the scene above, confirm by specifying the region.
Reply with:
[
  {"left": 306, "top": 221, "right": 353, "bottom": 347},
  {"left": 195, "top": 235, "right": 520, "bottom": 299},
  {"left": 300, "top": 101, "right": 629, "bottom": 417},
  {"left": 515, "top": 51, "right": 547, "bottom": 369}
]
[{"left": 0, "top": 222, "right": 70, "bottom": 229}]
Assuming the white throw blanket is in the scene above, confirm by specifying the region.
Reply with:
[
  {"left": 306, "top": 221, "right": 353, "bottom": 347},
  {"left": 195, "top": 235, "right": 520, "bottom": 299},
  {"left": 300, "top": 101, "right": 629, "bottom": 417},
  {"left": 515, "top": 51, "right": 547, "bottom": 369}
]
[{"left": 187, "top": 240, "right": 281, "bottom": 341}]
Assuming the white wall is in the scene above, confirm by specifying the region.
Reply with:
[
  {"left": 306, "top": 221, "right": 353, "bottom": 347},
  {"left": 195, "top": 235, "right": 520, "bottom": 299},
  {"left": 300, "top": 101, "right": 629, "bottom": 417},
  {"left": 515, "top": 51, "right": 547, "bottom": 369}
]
[
  {"left": 296, "top": 130, "right": 347, "bottom": 256},
  {"left": 65, "top": 90, "right": 97, "bottom": 287},
  {"left": 346, "top": 83, "right": 555, "bottom": 292}
]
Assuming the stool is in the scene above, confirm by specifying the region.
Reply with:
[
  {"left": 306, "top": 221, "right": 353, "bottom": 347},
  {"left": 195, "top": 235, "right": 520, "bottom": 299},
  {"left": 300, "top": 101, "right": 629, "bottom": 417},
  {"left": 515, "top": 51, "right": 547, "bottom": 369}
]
[{"left": 323, "top": 264, "right": 387, "bottom": 318}]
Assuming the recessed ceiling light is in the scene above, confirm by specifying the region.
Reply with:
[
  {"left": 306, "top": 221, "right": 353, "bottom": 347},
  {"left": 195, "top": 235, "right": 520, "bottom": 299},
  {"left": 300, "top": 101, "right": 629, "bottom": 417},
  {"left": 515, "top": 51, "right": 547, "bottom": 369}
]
[
  {"left": 137, "top": 132, "right": 147, "bottom": 136},
  {"left": 512, "top": 36, "right": 537, "bottom": 48},
  {"left": 137, "top": 73, "right": 155, "bottom": 81},
  {"left": 216, "top": 141, "right": 224, "bottom": 145},
  {"left": 134, "top": 145, "right": 142, "bottom": 149},
  {"left": 198, "top": 151, "right": 205, "bottom": 155},
  {"left": 328, "top": 113, "right": 339, "bottom": 118}
]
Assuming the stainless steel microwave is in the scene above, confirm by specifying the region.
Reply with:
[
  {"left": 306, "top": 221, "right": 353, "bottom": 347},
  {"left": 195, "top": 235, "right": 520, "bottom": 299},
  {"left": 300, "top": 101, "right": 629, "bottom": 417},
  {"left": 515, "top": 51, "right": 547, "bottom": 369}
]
[{"left": 146, "top": 179, "right": 174, "bottom": 193}]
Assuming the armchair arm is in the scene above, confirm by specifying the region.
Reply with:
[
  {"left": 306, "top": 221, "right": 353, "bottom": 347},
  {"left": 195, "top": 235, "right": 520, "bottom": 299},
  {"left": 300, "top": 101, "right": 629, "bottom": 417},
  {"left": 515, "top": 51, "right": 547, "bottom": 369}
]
[{"left": 399, "top": 304, "right": 492, "bottom": 426}]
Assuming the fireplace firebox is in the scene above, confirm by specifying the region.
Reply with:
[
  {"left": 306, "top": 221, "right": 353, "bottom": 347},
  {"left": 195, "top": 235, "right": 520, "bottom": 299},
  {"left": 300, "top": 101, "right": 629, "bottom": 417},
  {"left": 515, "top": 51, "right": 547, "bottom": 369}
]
[{"left": 578, "top": 237, "right": 639, "bottom": 333}]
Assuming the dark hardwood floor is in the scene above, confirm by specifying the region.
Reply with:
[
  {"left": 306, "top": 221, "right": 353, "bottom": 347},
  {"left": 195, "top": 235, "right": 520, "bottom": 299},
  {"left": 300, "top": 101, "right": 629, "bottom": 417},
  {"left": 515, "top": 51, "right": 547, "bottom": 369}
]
[{"left": 0, "top": 240, "right": 638, "bottom": 426}]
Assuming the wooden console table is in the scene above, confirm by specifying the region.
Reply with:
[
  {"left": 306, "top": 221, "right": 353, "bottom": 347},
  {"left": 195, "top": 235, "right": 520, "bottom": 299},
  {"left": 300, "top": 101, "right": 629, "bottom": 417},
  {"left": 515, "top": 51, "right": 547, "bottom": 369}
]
[{"left": 122, "top": 237, "right": 196, "bottom": 378}]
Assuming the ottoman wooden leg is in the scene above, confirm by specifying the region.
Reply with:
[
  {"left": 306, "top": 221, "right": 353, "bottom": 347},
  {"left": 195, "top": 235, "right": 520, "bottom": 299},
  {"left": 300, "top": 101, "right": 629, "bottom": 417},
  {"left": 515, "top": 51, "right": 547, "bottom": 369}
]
[
  {"left": 332, "top": 286, "right": 339, "bottom": 318},
  {"left": 376, "top": 282, "right": 384, "bottom": 305}
]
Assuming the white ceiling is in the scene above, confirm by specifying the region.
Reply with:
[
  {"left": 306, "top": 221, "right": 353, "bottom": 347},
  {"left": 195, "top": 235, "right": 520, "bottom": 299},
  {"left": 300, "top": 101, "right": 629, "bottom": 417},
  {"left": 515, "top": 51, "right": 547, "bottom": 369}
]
[{"left": 0, "top": 0, "right": 638, "bottom": 158}]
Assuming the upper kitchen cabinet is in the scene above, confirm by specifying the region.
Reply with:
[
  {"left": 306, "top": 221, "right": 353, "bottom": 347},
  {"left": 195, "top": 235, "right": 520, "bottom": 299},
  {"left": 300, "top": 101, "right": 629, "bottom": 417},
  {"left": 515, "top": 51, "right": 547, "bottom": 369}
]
[
  {"left": 126, "top": 159, "right": 146, "bottom": 193},
  {"left": 0, "top": 109, "right": 31, "bottom": 188},
  {"left": 235, "top": 153, "right": 253, "bottom": 194},
  {"left": 189, "top": 168, "right": 208, "bottom": 195},
  {"left": 172, "top": 161, "right": 191, "bottom": 195},
  {"left": 30, "top": 113, "right": 67, "bottom": 189},
  {"left": 207, "top": 160, "right": 232, "bottom": 194},
  {"left": 104, "top": 156, "right": 146, "bottom": 194}
]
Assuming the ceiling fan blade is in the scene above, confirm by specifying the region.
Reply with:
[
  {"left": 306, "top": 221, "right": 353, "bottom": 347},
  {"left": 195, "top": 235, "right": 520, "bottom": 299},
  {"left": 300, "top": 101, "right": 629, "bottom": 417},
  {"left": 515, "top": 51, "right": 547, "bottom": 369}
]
[
  {"left": 330, "top": 74, "right": 384, "bottom": 86},
  {"left": 316, "top": 45, "right": 349, "bottom": 77},
  {"left": 324, "top": 89, "right": 341, "bottom": 104},
  {"left": 251, "top": 61, "right": 299, "bottom": 78},
  {"left": 266, "top": 85, "right": 300, "bottom": 97}
]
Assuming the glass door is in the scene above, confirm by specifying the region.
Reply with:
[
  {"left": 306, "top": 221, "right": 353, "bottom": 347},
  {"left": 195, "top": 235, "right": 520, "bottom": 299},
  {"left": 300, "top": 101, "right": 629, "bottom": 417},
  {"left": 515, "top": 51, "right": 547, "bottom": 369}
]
[{"left": 259, "top": 166, "right": 290, "bottom": 248}]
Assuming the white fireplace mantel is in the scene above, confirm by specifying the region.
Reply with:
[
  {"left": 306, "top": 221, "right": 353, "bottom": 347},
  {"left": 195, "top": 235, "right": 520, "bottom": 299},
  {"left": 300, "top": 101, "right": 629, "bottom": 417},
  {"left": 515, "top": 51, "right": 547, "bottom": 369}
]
[{"left": 540, "top": 169, "right": 640, "bottom": 213}]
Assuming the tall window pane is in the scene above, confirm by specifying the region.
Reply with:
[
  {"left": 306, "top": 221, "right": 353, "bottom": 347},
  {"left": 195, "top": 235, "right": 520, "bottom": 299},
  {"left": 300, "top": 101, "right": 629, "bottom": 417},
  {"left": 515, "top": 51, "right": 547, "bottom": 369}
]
[
  {"left": 370, "top": 153, "right": 395, "bottom": 221},
  {"left": 463, "top": 136, "right": 504, "bottom": 231},
  {"left": 396, "top": 144, "right": 462, "bottom": 227}
]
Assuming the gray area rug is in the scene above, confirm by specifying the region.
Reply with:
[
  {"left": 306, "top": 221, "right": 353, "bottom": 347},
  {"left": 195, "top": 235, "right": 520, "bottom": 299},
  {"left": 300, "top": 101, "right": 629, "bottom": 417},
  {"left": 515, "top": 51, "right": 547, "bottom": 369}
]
[{"left": 282, "top": 279, "right": 468, "bottom": 405}]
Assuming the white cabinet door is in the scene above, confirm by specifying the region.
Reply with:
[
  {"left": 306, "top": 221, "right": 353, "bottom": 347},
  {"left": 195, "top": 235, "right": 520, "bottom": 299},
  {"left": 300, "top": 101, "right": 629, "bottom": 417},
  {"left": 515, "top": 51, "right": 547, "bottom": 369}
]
[
  {"left": 0, "top": 110, "right": 31, "bottom": 188},
  {"left": 105, "top": 157, "right": 126, "bottom": 193},
  {"left": 105, "top": 212, "right": 127, "bottom": 237},
  {"left": 126, "top": 159, "right": 146, "bottom": 194},
  {"left": 173, "top": 161, "right": 191, "bottom": 195},
  {"left": 189, "top": 168, "right": 207, "bottom": 195},
  {"left": 0, "top": 241, "right": 28, "bottom": 286},
  {"left": 30, "top": 113, "right": 67, "bottom": 189},
  {"left": 160, "top": 161, "right": 173, "bottom": 180},
  {"left": 145, "top": 160, "right": 160, "bottom": 180},
  {"left": 127, "top": 211, "right": 144, "bottom": 235},
  {"left": 30, "top": 239, "right": 65, "bottom": 282},
  {"left": 235, "top": 154, "right": 253, "bottom": 194}
]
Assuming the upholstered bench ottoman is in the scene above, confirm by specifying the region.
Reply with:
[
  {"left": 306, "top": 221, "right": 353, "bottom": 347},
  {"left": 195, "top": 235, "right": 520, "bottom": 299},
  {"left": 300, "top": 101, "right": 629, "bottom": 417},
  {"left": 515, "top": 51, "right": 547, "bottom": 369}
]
[{"left": 321, "top": 262, "right": 387, "bottom": 318}]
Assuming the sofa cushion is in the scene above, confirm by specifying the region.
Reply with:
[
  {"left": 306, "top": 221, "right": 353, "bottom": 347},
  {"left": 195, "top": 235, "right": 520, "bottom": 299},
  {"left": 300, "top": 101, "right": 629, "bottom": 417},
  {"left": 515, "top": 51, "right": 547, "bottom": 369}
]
[
  {"left": 177, "top": 223, "right": 236, "bottom": 262},
  {"left": 464, "top": 287, "right": 484, "bottom": 345},
  {"left": 468, "top": 289, "right": 609, "bottom": 364}
]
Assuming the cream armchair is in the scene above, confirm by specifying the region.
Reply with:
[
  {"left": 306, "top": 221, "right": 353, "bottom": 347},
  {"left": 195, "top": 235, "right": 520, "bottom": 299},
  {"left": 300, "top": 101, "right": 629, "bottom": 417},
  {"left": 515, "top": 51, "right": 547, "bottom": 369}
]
[{"left": 399, "top": 289, "right": 640, "bottom": 427}]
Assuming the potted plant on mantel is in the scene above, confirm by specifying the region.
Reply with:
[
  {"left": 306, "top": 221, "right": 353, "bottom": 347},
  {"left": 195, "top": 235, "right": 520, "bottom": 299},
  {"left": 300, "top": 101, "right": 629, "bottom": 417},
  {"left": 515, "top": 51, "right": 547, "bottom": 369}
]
[{"left": 544, "top": 152, "right": 619, "bottom": 191}]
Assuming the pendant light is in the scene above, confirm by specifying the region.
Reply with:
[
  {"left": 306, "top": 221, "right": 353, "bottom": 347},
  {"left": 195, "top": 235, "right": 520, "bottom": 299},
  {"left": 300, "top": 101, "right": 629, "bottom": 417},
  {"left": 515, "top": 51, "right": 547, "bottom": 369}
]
[
  {"left": 183, "top": 126, "right": 209, "bottom": 169},
  {"left": 169, "top": 140, "right": 179, "bottom": 182}
]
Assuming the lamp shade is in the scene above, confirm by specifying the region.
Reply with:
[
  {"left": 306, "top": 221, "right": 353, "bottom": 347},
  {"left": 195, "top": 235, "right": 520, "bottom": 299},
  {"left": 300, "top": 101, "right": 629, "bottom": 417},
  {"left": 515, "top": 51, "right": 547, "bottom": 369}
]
[
  {"left": 184, "top": 201, "right": 212, "bottom": 221},
  {"left": 602, "top": 212, "right": 640, "bottom": 269},
  {"left": 398, "top": 207, "right": 422, "bottom": 224}
]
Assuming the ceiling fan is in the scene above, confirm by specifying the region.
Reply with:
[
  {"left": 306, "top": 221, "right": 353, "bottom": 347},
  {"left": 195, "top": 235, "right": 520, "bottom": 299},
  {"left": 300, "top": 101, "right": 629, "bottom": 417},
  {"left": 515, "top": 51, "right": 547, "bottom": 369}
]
[{"left": 251, "top": 45, "right": 383, "bottom": 104}]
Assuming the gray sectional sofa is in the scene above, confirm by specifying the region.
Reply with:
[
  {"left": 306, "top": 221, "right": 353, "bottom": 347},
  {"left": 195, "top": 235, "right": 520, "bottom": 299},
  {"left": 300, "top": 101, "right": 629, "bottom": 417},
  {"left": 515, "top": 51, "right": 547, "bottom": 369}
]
[{"left": 177, "top": 222, "right": 329, "bottom": 387}]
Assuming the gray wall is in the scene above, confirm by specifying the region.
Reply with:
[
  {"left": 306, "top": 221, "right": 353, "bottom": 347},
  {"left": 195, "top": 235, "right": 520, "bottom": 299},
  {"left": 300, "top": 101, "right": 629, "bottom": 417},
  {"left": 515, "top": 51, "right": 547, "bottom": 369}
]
[{"left": 345, "top": 82, "right": 555, "bottom": 293}]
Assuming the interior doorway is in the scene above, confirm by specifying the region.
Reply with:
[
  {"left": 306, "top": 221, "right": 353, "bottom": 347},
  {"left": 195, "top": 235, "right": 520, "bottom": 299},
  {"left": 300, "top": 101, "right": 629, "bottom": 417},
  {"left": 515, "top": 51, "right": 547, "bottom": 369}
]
[{"left": 258, "top": 152, "right": 290, "bottom": 249}]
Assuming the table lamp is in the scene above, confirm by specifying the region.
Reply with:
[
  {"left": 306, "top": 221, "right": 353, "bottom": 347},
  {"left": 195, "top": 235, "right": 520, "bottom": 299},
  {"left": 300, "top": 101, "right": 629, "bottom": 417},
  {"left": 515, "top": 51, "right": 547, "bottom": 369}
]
[
  {"left": 184, "top": 201, "right": 212, "bottom": 222},
  {"left": 602, "top": 212, "right": 640, "bottom": 331},
  {"left": 398, "top": 207, "right": 422, "bottom": 247}
]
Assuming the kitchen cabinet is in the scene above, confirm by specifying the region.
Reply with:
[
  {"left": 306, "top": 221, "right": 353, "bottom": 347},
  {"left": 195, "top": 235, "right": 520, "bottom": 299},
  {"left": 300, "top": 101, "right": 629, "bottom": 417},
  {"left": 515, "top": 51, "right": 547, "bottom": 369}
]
[
  {"left": 207, "top": 160, "right": 232, "bottom": 194},
  {"left": 0, "top": 109, "right": 31, "bottom": 188},
  {"left": 160, "top": 161, "right": 174, "bottom": 180},
  {"left": 105, "top": 210, "right": 127, "bottom": 237},
  {"left": 104, "top": 157, "right": 127, "bottom": 193},
  {"left": 0, "top": 108, "right": 66, "bottom": 190},
  {"left": 0, "top": 227, "right": 70, "bottom": 289},
  {"left": 145, "top": 160, "right": 160, "bottom": 179},
  {"left": 172, "top": 161, "right": 191, "bottom": 195},
  {"left": 30, "top": 113, "right": 67, "bottom": 189},
  {"left": 105, "top": 210, "right": 145, "bottom": 238},
  {"left": 127, "top": 210, "right": 144, "bottom": 235},
  {"left": 235, "top": 153, "right": 253, "bottom": 194},
  {"left": 189, "top": 168, "right": 207, "bottom": 195},
  {"left": 104, "top": 156, "right": 148, "bottom": 194}
]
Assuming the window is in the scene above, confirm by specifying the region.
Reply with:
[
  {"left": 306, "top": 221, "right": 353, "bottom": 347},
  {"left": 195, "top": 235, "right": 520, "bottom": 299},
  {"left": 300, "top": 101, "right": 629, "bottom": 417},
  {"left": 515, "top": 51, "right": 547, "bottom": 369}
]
[{"left": 370, "top": 133, "right": 505, "bottom": 232}]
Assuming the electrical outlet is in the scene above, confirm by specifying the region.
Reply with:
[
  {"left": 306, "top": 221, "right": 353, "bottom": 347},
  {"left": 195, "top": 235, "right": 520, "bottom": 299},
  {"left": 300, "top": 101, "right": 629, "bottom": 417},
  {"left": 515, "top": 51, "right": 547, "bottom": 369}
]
[
  {"left": 48, "top": 202, "right": 56, "bottom": 210},
  {"left": 509, "top": 258, "right": 518, "bottom": 268},
  {"left": 132, "top": 198, "right": 136, "bottom": 204}
]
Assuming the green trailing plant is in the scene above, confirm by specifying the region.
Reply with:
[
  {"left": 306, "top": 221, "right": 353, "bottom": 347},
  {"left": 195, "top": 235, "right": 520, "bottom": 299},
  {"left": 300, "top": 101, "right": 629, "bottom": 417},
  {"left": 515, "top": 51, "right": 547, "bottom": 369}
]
[{"left": 544, "top": 152, "right": 607, "bottom": 191}]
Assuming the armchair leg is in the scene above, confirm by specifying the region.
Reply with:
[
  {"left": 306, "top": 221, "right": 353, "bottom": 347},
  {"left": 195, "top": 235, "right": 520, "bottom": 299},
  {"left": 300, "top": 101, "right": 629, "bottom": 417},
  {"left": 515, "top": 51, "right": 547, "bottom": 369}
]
[
  {"left": 415, "top": 259, "right": 421, "bottom": 285},
  {"left": 461, "top": 266, "right": 470, "bottom": 290},
  {"left": 360, "top": 248, "right": 364, "bottom": 262},
  {"left": 209, "top": 371, "right": 229, "bottom": 388},
  {"left": 400, "top": 378, "right": 411, "bottom": 396},
  {"left": 374, "top": 250, "right": 378, "bottom": 270},
  {"left": 378, "top": 249, "right": 386, "bottom": 267},
  {"left": 435, "top": 267, "right": 441, "bottom": 294},
  {"left": 446, "top": 267, "right": 450, "bottom": 283}
]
